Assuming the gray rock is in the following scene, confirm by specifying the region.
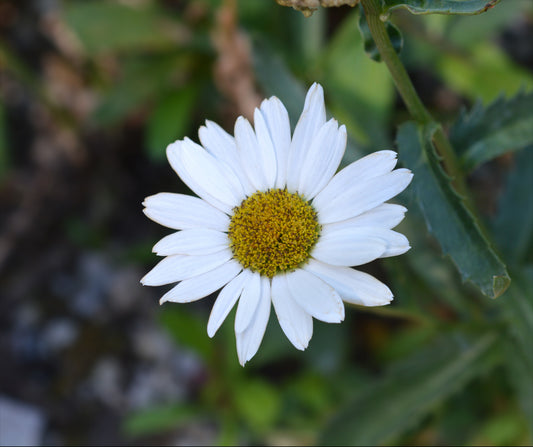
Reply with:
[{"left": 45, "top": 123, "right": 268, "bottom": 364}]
[{"left": 0, "top": 396, "right": 45, "bottom": 446}]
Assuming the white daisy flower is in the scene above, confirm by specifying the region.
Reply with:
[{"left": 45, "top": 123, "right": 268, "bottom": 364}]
[{"left": 141, "top": 83, "right": 413, "bottom": 366}]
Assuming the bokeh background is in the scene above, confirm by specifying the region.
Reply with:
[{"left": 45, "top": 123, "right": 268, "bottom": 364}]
[{"left": 1, "top": 0, "right": 532, "bottom": 445}]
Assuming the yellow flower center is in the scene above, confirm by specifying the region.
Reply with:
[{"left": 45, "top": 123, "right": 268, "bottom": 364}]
[{"left": 228, "top": 189, "right": 321, "bottom": 277}]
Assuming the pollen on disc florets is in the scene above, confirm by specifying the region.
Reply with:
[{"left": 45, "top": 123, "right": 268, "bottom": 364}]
[{"left": 228, "top": 189, "right": 321, "bottom": 278}]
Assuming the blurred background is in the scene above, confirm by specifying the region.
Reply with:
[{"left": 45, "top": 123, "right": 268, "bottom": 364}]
[{"left": 0, "top": 0, "right": 532, "bottom": 445}]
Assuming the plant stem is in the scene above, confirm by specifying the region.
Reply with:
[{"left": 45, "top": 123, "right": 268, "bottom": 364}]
[{"left": 360, "top": 0, "right": 468, "bottom": 197}]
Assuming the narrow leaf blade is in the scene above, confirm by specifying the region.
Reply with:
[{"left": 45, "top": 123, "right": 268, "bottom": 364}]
[
  {"left": 383, "top": 0, "right": 501, "bottom": 15},
  {"left": 450, "top": 91, "right": 533, "bottom": 171},
  {"left": 398, "top": 122, "right": 510, "bottom": 298},
  {"left": 491, "top": 148, "right": 533, "bottom": 264},
  {"left": 320, "top": 331, "right": 499, "bottom": 445}
]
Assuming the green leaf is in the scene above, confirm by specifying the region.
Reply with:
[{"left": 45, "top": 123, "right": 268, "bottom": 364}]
[
  {"left": 499, "top": 267, "right": 533, "bottom": 439},
  {"left": 92, "top": 55, "right": 186, "bottom": 126},
  {"left": 437, "top": 43, "right": 533, "bottom": 103},
  {"left": 383, "top": 0, "right": 501, "bottom": 15},
  {"left": 358, "top": 9, "right": 403, "bottom": 62},
  {"left": 234, "top": 379, "right": 281, "bottom": 434},
  {"left": 503, "top": 337, "right": 533, "bottom": 438},
  {"left": 64, "top": 2, "right": 177, "bottom": 54},
  {"left": 450, "top": 91, "right": 533, "bottom": 171},
  {"left": 500, "top": 268, "right": 533, "bottom": 366},
  {"left": 397, "top": 121, "right": 510, "bottom": 298},
  {"left": 320, "top": 331, "right": 499, "bottom": 445},
  {"left": 158, "top": 308, "right": 213, "bottom": 361},
  {"left": 491, "top": 148, "right": 533, "bottom": 264},
  {"left": 145, "top": 87, "right": 198, "bottom": 161},
  {"left": 123, "top": 404, "right": 197, "bottom": 437}
]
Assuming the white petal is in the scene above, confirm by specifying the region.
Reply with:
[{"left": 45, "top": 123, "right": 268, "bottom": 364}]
[
  {"left": 304, "top": 259, "right": 393, "bottom": 306},
  {"left": 198, "top": 120, "right": 236, "bottom": 160},
  {"left": 379, "top": 230, "right": 411, "bottom": 257},
  {"left": 298, "top": 122, "right": 346, "bottom": 200},
  {"left": 286, "top": 83, "right": 326, "bottom": 192},
  {"left": 325, "top": 203, "right": 407, "bottom": 231},
  {"left": 312, "top": 150, "right": 398, "bottom": 213},
  {"left": 320, "top": 225, "right": 410, "bottom": 259},
  {"left": 141, "top": 249, "right": 233, "bottom": 286},
  {"left": 285, "top": 269, "right": 344, "bottom": 323},
  {"left": 167, "top": 139, "right": 245, "bottom": 213},
  {"left": 253, "top": 107, "right": 278, "bottom": 189},
  {"left": 207, "top": 269, "right": 251, "bottom": 337},
  {"left": 199, "top": 120, "right": 256, "bottom": 196},
  {"left": 236, "top": 276, "right": 271, "bottom": 366},
  {"left": 153, "top": 229, "right": 229, "bottom": 256},
  {"left": 271, "top": 275, "right": 313, "bottom": 350},
  {"left": 234, "top": 117, "right": 269, "bottom": 191},
  {"left": 312, "top": 226, "right": 387, "bottom": 266},
  {"left": 160, "top": 260, "right": 242, "bottom": 304},
  {"left": 316, "top": 169, "right": 413, "bottom": 224},
  {"left": 259, "top": 97, "right": 291, "bottom": 188},
  {"left": 143, "top": 193, "right": 229, "bottom": 231},
  {"left": 235, "top": 271, "right": 262, "bottom": 333}
]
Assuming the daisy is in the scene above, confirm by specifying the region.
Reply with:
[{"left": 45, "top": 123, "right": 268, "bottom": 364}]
[{"left": 141, "top": 83, "right": 413, "bottom": 366}]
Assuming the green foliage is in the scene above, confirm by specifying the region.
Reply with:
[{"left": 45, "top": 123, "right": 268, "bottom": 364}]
[
  {"left": 3, "top": 0, "right": 531, "bottom": 444},
  {"left": 437, "top": 42, "right": 533, "bottom": 102},
  {"left": 64, "top": 1, "right": 177, "bottom": 54},
  {"left": 146, "top": 87, "right": 199, "bottom": 161},
  {"left": 251, "top": 38, "right": 307, "bottom": 125},
  {"left": 358, "top": 9, "right": 403, "bottom": 63},
  {"left": 398, "top": 122, "right": 510, "bottom": 298},
  {"left": 92, "top": 55, "right": 188, "bottom": 127},
  {"left": 123, "top": 404, "right": 198, "bottom": 437},
  {"left": 158, "top": 307, "right": 214, "bottom": 361},
  {"left": 498, "top": 267, "right": 533, "bottom": 438},
  {"left": 320, "top": 331, "right": 499, "bottom": 445},
  {"left": 383, "top": 0, "right": 501, "bottom": 15},
  {"left": 234, "top": 379, "right": 281, "bottom": 434},
  {"left": 491, "top": 149, "right": 533, "bottom": 265},
  {"left": 450, "top": 92, "right": 533, "bottom": 172},
  {"left": 400, "top": 3, "right": 533, "bottom": 103},
  {"left": 323, "top": 11, "right": 394, "bottom": 152}
]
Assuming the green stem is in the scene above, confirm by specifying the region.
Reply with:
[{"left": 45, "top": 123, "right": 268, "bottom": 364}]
[{"left": 360, "top": 0, "right": 468, "bottom": 198}]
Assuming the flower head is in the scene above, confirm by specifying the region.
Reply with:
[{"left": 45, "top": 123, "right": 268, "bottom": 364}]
[{"left": 142, "top": 83, "right": 413, "bottom": 365}]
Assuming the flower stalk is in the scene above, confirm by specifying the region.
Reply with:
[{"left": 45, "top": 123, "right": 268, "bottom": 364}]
[{"left": 360, "top": 0, "right": 469, "bottom": 198}]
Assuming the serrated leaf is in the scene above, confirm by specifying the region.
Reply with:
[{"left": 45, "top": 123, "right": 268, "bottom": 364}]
[
  {"left": 491, "top": 148, "right": 533, "bottom": 264},
  {"left": 383, "top": 0, "right": 500, "bottom": 15},
  {"left": 358, "top": 9, "right": 403, "bottom": 62},
  {"left": 320, "top": 331, "right": 499, "bottom": 445},
  {"left": 146, "top": 87, "right": 198, "bottom": 161},
  {"left": 397, "top": 121, "right": 510, "bottom": 298},
  {"left": 450, "top": 91, "right": 533, "bottom": 171}
]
